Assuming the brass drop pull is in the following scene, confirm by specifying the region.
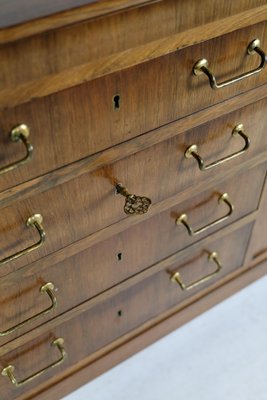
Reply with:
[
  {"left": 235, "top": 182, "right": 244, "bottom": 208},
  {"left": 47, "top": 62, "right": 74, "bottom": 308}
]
[
  {"left": 193, "top": 39, "right": 266, "bottom": 89},
  {"left": 1, "top": 338, "right": 66, "bottom": 387},
  {"left": 185, "top": 124, "right": 250, "bottom": 171},
  {"left": 176, "top": 193, "right": 234, "bottom": 236},
  {"left": 116, "top": 183, "right": 151, "bottom": 215},
  {"left": 0, "top": 282, "right": 56, "bottom": 337},
  {"left": 0, "top": 214, "right": 45, "bottom": 266},
  {"left": 170, "top": 251, "right": 222, "bottom": 290},
  {"left": 0, "top": 124, "right": 33, "bottom": 175}
]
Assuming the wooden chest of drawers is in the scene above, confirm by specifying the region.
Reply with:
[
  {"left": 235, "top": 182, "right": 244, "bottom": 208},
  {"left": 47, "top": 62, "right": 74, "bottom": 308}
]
[{"left": 1, "top": 1, "right": 267, "bottom": 398}]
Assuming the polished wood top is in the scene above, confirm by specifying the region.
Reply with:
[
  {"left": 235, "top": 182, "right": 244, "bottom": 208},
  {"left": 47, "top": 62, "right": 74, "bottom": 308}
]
[
  {"left": 0, "top": 0, "right": 98, "bottom": 28},
  {"left": 0, "top": 0, "right": 158, "bottom": 44}
]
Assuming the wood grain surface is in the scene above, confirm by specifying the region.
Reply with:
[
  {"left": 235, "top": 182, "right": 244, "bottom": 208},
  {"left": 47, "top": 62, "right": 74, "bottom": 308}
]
[
  {"left": 0, "top": 161, "right": 264, "bottom": 279},
  {"left": 0, "top": 0, "right": 160, "bottom": 41},
  {"left": 1, "top": 5, "right": 267, "bottom": 105},
  {"left": 246, "top": 173, "right": 267, "bottom": 262},
  {"left": 0, "top": 223, "right": 252, "bottom": 398},
  {"left": 1, "top": 84, "right": 267, "bottom": 208},
  {"left": 0, "top": 93, "right": 266, "bottom": 197},
  {"left": 0, "top": 195, "right": 254, "bottom": 345},
  {"left": 0, "top": 0, "right": 99, "bottom": 28},
  {"left": 0, "top": 211, "right": 258, "bottom": 357},
  {"left": 19, "top": 256, "right": 267, "bottom": 400},
  {"left": 0, "top": 152, "right": 263, "bottom": 284},
  {"left": 1, "top": 2, "right": 267, "bottom": 399}
]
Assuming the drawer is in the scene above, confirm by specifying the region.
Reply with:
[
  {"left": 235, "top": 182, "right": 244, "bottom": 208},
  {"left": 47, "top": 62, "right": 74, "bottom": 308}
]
[
  {"left": 0, "top": 161, "right": 265, "bottom": 278},
  {"left": 1, "top": 0, "right": 266, "bottom": 89},
  {"left": 0, "top": 223, "right": 252, "bottom": 397},
  {"left": 1, "top": 21, "right": 267, "bottom": 192}
]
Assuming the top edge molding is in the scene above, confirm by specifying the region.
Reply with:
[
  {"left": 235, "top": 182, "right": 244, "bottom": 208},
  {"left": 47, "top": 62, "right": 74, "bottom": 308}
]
[{"left": 0, "top": 0, "right": 160, "bottom": 44}]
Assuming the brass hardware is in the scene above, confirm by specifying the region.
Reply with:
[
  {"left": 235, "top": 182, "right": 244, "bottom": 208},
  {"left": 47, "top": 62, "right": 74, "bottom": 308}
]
[
  {"left": 1, "top": 338, "right": 66, "bottom": 387},
  {"left": 0, "top": 214, "right": 45, "bottom": 266},
  {"left": 170, "top": 251, "right": 222, "bottom": 290},
  {"left": 0, "top": 124, "right": 33, "bottom": 175},
  {"left": 0, "top": 282, "right": 56, "bottom": 337},
  {"left": 185, "top": 124, "right": 250, "bottom": 170},
  {"left": 193, "top": 39, "right": 266, "bottom": 89},
  {"left": 176, "top": 193, "right": 233, "bottom": 236},
  {"left": 116, "top": 183, "right": 151, "bottom": 215}
]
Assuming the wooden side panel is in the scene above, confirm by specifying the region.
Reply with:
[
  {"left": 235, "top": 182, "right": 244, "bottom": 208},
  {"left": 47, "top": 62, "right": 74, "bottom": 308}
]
[{"left": 246, "top": 174, "right": 267, "bottom": 262}]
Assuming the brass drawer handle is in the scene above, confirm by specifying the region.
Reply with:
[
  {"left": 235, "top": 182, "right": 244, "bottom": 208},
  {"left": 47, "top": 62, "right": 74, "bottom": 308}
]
[
  {"left": 0, "top": 124, "right": 33, "bottom": 175},
  {"left": 193, "top": 39, "right": 266, "bottom": 89},
  {"left": 0, "top": 282, "right": 56, "bottom": 337},
  {"left": 116, "top": 183, "right": 151, "bottom": 215},
  {"left": 0, "top": 213, "right": 45, "bottom": 266},
  {"left": 176, "top": 193, "right": 233, "bottom": 236},
  {"left": 185, "top": 124, "right": 250, "bottom": 171},
  {"left": 170, "top": 251, "right": 222, "bottom": 290},
  {"left": 1, "top": 338, "right": 66, "bottom": 387}
]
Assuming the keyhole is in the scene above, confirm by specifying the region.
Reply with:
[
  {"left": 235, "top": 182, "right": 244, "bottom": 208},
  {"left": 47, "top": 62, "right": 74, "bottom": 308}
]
[
  {"left": 117, "top": 252, "right": 123, "bottom": 261},
  {"left": 113, "top": 94, "right": 121, "bottom": 110},
  {"left": 117, "top": 310, "right": 123, "bottom": 317}
]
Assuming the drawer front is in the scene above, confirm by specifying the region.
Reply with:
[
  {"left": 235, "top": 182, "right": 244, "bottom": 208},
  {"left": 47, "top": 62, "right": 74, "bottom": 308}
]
[
  {"left": 1, "top": 0, "right": 266, "bottom": 90},
  {"left": 1, "top": 21, "right": 267, "bottom": 192},
  {"left": 0, "top": 162, "right": 264, "bottom": 278},
  {"left": 0, "top": 223, "right": 252, "bottom": 398}
]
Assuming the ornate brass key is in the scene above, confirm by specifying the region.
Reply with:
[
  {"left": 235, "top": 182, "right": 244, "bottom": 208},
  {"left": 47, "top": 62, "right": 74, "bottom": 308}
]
[{"left": 116, "top": 183, "right": 151, "bottom": 215}]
